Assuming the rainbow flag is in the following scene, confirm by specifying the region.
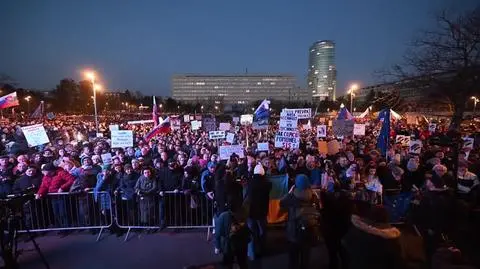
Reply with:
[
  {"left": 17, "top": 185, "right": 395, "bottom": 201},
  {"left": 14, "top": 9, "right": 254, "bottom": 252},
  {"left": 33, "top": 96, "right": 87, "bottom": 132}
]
[
  {"left": 267, "top": 174, "right": 289, "bottom": 224},
  {"left": 0, "top": 92, "right": 19, "bottom": 109}
]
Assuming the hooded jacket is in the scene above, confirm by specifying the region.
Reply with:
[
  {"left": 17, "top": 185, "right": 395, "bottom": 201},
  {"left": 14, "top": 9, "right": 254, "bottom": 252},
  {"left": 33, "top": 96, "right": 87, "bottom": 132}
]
[{"left": 342, "top": 215, "right": 405, "bottom": 269}]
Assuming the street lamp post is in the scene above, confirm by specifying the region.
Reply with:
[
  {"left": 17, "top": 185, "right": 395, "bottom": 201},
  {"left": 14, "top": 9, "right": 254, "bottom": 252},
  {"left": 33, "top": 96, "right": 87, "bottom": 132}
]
[
  {"left": 472, "top": 96, "right": 479, "bottom": 115},
  {"left": 24, "top": 96, "right": 32, "bottom": 115},
  {"left": 85, "top": 71, "right": 101, "bottom": 133},
  {"left": 348, "top": 84, "right": 358, "bottom": 113}
]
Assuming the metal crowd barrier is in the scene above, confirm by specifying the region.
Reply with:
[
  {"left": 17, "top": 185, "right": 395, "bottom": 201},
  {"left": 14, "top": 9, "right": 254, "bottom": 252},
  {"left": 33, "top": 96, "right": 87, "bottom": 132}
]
[
  {"left": 17, "top": 191, "right": 113, "bottom": 241},
  {"left": 114, "top": 191, "right": 215, "bottom": 241}
]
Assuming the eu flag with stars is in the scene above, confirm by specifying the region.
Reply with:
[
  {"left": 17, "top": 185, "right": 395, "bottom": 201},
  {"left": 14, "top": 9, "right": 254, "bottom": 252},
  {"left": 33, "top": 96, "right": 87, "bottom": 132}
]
[{"left": 377, "top": 108, "right": 390, "bottom": 156}]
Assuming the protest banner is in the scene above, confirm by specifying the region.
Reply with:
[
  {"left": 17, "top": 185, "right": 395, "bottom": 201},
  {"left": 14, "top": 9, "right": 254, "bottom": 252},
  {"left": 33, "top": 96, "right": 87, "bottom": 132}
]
[
  {"left": 232, "top": 117, "right": 240, "bottom": 124},
  {"left": 191, "top": 120, "right": 202, "bottom": 131},
  {"left": 219, "top": 145, "right": 245, "bottom": 160},
  {"left": 203, "top": 117, "right": 216, "bottom": 132},
  {"left": 279, "top": 111, "right": 298, "bottom": 129},
  {"left": 127, "top": 119, "right": 154, "bottom": 125},
  {"left": 257, "top": 142, "right": 269, "bottom": 152},
  {"left": 409, "top": 140, "right": 423, "bottom": 154},
  {"left": 333, "top": 120, "right": 354, "bottom": 137},
  {"left": 353, "top": 124, "right": 366, "bottom": 136},
  {"left": 96, "top": 133, "right": 103, "bottom": 138},
  {"left": 226, "top": 132, "right": 235, "bottom": 144},
  {"left": 219, "top": 122, "right": 231, "bottom": 131},
  {"left": 240, "top": 114, "right": 253, "bottom": 125},
  {"left": 463, "top": 137, "right": 474, "bottom": 149},
  {"left": 209, "top": 130, "right": 226, "bottom": 140},
  {"left": 281, "top": 108, "right": 311, "bottom": 119},
  {"left": 183, "top": 115, "right": 190, "bottom": 122},
  {"left": 428, "top": 123, "right": 437, "bottom": 133},
  {"left": 101, "top": 153, "right": 113, "bottom": 165},
  {"left": 317, "top": 125, "right": 327, "bottom": 138},
  {"left": 274, "top": 130, "right": 300, "bottom": 149},
  {"left": 21, "top": 124, "right": 50, "bottom": 147},
  {"left": 111, "top": 130, "right": 133, "bottom": 148},
  {"left": 109, "top": 124, "right": 119, "bottom": 131},
  {"left": 171, "top": 117, "right": 181, "bottom": 130},
  {"left": 395, "top": 135, "right": 411, "bottom": 146},
  {"left": 302, "top": 124, "right": 311, "bottom": 130}
]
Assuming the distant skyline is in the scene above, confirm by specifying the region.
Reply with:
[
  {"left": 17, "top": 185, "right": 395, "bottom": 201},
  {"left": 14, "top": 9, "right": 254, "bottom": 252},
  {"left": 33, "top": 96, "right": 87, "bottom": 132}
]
[{"left": 0, "top": 0, "right": 478, "bottom": 97}]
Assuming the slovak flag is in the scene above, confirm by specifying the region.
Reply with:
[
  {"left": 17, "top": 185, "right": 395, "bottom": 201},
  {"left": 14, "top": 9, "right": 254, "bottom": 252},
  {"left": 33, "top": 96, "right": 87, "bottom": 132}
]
[
  {"left": 337, "top": 106, "right": 354, "bottom": 120},
  {"left": 0, "top": 92, "right": 20, "bottom": 109},
  {"left": 144, "top": 116, "right": 171, "bottom": 141}
]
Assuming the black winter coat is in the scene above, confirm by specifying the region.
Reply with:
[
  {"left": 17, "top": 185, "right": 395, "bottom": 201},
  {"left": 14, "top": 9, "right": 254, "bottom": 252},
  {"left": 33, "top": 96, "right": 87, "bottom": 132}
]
[{"left": 247, "top": 175, "right": 272, "bottom": 219}]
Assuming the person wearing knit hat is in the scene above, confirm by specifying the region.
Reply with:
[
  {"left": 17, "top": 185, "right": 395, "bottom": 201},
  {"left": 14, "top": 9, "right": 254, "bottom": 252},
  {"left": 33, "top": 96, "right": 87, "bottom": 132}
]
[
  {"left": 247, "top": 163, "right": 272, "bottom": 260},
  {"left": 280, "top": 173, "right": 320, "bottom": 269}
]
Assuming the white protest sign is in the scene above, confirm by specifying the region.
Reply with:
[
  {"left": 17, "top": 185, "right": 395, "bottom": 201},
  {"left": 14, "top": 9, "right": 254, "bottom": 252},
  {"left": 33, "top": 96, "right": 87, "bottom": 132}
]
[
  {"left": 226, "top": 132, "right": 235, "bottom": 144},
  {"left": 302, "top": 124, "right": 311, "bottom": 130},
  {"left": 219, "top": 145, "right": 245, "bottom": 160},
  {"left": 395, "top": 135, "right": 411, "bottom": 146},
  {"left": 353, "top": 124, "right": 366, "bottom": 136},
  {"left": 274, "top": 130, "right": 300, "bottom": 149},
  {"left": 317, "top": 125, "right": 327, "bottom": 138},
  {"left": 240, "top": 114, "right": 253, "bottom": 125},
  {"left": 127, "top": 120, "right": 154, "bottom": 125},
  {"left": 183, "top": 115, "right": 190, "bottom": 122},
  {"left": 21, "top": 124, "right": 50, "bottom": 147},
  {"left": 109, "top": 125, "right": 119, "bottom": 131},
  {"left": 409, "top": 140, "right": 423, "bottom": 154},
  {"left": 191, "top": 120, "right": 202, "bottom": 131},
  {"left": 219, "top": 122, "right": 231, "bottom": 131},
  {"left": 282, "top": 108, "right": 311, "bottom": 119},
  {"left": 209, "top": 130, "right": 226, "bottom": 140},
  {"left": 101, "top": 153, "right": 113, "bottom": 165},
  {"left": 257, "top": 142, "right": 269, "bottom": 152},
  {"left": 111, "top": 130, "right": 133, "bottom": 148},
  {"left": 463, "top": 137, "right": 474, "bottom": 149},
  {"left": 96, "top": 133, "right": 104, "bottom": 138},
  {"left": 279, "top": 112, "right": 298, "bottom": 129},
  {"left": 232, "top": 117, "right": 240, "bottom": 124},
  {"left": 428, "top": 123, "right": 437, "bottom": 133}
]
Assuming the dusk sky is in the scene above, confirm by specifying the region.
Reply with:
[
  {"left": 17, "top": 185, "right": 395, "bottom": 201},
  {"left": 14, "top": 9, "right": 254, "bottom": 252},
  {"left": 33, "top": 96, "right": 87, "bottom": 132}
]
[{"left": 1, "top": 0, "right": 477, "bottom": 97}]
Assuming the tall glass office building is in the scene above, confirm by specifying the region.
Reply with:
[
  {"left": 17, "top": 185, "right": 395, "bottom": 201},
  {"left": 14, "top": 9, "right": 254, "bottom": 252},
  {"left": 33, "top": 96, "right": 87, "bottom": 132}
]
[
  {"left": 307, "top": 40, "right": 337, "bottom": 101},
  {"left": 172, "top": 74, "right": 304, "bottom": 104}
]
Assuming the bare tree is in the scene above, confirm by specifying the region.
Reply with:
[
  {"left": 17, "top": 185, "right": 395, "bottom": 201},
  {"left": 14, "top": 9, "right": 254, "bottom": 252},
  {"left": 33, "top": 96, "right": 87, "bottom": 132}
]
[{"left": 389, "top": 7, "right": 480, "bottom": 130}]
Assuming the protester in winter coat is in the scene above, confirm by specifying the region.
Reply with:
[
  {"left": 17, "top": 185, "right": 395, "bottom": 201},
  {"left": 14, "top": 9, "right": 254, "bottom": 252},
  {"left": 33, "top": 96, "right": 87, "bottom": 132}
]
[
  {"left": 12, "top": 165, "right": 41, "bottom": 193},
  {"left": 246, "top": 163, "right": 272, "bottom": 260},
  {"left": 343, "top": 205, "right": 405, "bottom": 269},
  {"left": 280, "top": 174, "right": 321, "bottom": 269},
  {"left": 135, "top": 167, "right": 157, "bottom": 225}
]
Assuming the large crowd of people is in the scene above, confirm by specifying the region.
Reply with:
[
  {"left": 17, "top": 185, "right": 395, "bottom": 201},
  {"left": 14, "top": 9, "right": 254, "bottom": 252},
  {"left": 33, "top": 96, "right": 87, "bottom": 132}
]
[{"left": 0, "top": 112, "right": 479, "bottom": 269}]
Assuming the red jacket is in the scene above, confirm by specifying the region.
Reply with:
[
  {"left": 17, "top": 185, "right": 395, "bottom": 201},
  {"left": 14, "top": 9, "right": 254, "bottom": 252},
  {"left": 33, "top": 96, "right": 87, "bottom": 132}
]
[{"left": 37, "top": 169, "right": 75, "bottom": 197}]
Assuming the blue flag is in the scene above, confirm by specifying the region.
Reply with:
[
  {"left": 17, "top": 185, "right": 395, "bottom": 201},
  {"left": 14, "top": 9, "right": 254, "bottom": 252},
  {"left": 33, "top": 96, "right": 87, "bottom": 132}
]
[
  {"left": 377, "top": 108, "right": 390, "bottom": 156},
  {"left": 253, "top": 99, "right": 270, "bottom": 130}
]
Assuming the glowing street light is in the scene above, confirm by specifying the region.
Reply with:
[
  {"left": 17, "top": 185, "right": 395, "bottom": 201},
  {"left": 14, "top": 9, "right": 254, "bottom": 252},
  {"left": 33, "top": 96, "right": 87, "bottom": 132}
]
[
  {"left": 348, "top": 83, "right": 359, "bottom": 113},
  {"left": 24, "top": 96, "right": 32, "bottom": 114},
  {"left": 84, "top": 70, "right": 100, "bottom": 132}
]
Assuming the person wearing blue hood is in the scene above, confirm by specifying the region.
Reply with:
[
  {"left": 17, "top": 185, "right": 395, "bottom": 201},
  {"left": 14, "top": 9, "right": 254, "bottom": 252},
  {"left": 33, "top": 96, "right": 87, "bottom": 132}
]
[{"left": 280, "top": 174, "right": 321, "bottom": 269}]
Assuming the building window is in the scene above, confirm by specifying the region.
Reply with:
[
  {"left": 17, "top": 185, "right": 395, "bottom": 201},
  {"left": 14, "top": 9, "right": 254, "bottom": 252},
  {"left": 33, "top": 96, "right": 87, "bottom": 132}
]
[
  {"left": 195, "top": 82, "right": 205, "bottom": 85},
  {"left": 314, "top": 70, "right": 319, "bottom": 74},
  {"left": 214, "top": 86, "right": 219, "bottom": 89},
  {"left": 257, "top": 82, "right": 262, "bottom": 85},
  {"left": 246, "top": 89, "right": 250, "bottom": 93},
  {"left": 270, "top": 82, "right": 276, "bottom": 85}
]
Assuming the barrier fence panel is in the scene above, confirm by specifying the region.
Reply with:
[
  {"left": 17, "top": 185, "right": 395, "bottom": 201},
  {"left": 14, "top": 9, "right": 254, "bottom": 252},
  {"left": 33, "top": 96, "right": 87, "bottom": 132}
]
[
  {"left": 114, "top": 191, "right": 215, "bottom": 241},
  {"left": 18, "top": 192, "right": 113, "bottom": 241}
]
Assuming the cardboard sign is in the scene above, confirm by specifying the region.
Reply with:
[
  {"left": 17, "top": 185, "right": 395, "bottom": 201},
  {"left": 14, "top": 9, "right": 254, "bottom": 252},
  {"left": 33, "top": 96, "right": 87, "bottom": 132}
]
[
  {"left": 257, "top": 142, "right": 269, "bottom": 152},
  {"left": 226, "top": 132, "right": 235, "bottom": 144},
  {"left": 463, "top": 137, "right": 474, "bottom": 149},
  {"left": 240, "top": 114, "right": 253, "bottom": 125},
  {"left": 209, "top": 130, "right": 226, "bottom": 140},
  {"left": 219, "top": 145, "right": 245, "bottom": 160},
  {"left": 109, "top": 125, "right": 119, "bottom": 131},
  {"left": 274, "top": 130, "right": 300, "bottom": 149},
  {"left": 409, "top": 140, "right": 423, "bottom": 154},
  {"left": 203, "top": 118, "right": 217, "bottom": 132},
  {"left": 191, "top": 120, "right": 202, "bottom": 131},
  {"left": 428, "top": 123, "right": 437, "bottom": 133},
  {"left": 282, "top": 108, "right": 311, "bottom": 119},
  {"left": 219, "top": 122, "right": 231, "bottom": 131},
  {"left": 183, "top": 115, "right": 190, "bottom": 122},
  {"left": 327, "top": 140, "right": 340, "bottom": 155},
  {"left": 318, "top": 141, "right": 328, "bottom": 155},
  {"left": 21, "top": 124, "right": 50, "bottom": 147},
  {"left": 395, "top": 135, "right": 411, "bottom": 146},
  {"left": 333, "top": 120, "right": 354, "bottom": 137},
  {"left": 101, "top": 153, "right": 112, "bottom": 165},
  {"left": 111, "top": 130, "right": 133, "bottom": 148},
  {"left": 353, "top": 124, "right": 366, "bottom": 136},
  {"left": 317, "top": 125, "right": 327, "bottom": 138}
]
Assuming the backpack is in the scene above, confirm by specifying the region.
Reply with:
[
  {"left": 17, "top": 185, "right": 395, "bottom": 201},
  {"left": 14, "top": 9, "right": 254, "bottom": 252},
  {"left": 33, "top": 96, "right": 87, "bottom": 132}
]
[{"left": 294, "top": 197, "right": 321, "bottom": 245}]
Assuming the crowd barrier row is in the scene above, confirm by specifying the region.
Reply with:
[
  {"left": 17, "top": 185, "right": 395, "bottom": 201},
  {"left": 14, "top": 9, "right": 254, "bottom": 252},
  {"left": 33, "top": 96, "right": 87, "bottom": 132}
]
[{"left": 16, "top": 191, "right": 215, "bottom": 242}]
